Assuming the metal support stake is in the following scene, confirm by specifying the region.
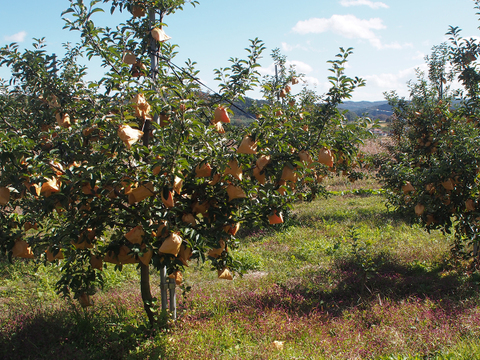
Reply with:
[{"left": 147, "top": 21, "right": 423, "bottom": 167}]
[
  {"left": 159, "top": 267, "right": 168, "bottom": 311},
  {"left": 168, "top": 278, "right": 177, "bottom": 320}
]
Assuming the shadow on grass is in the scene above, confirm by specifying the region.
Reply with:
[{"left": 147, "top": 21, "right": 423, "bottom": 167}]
[
  {"left": 224, "top": 255, "right": 478, "bottom": 318},
  {"left": 323, "top": 256, "right": 468, "bottom": 306},
  {"left": 0, "top": 309, "right": 166, "bottom": 360}
]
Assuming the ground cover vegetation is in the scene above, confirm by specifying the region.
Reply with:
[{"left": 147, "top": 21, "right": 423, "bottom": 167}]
[{"left": 3, "top": 182, "right": 480, "bottom": 359}]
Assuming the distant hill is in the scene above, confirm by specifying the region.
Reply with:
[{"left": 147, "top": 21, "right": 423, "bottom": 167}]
[
  {"left": 338, "top": 101, "right": 389, "bottom": 111},
  {"left": 230, "top": 98, "right": 393, "bottom": 123},
  {"left": 338, "top": 101, "right": 393, "bottom": 120},
  {"left": 230, "top": 97, "right": 264, "bottom": 122}
]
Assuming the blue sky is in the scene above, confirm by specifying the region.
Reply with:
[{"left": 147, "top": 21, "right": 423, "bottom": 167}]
[{"left": 1, "top": 0, "right": 480, "bottom": 101}]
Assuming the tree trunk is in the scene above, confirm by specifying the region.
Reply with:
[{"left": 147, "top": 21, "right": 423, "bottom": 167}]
[
  {"left": 141, "top": 116, "right": 154, "bottom": 325},
  {"left": 140, "top": 262, "right": 155, "bottom": 325}
]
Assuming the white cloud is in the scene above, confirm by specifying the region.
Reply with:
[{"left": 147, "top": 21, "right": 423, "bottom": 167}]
[
  {"left": 281, "top": 42, "right": 308, "bottom": 52},
  {"left": 288, "top": 60, "right": 313, "bottom": 73},
  {"left": 382, "top": 42, "right": 414, "bottom": 50},
  {"left": 412, "top": 51, "right": 425, "bottom": 60},
  {"left": 281, "top": 42, "right": 295, "bottom": 51},
  {"left": 258, "top": 60, "right": 314, "bottom": 77},
  {"left": 350, "top": 67, "right": 418, "bottom": 101},
  {"left": 354, "top": 62, "right": 474, "bottom": 101},
  {"left": 281, "top": 41, "right": 326, "bottom": 54},
  {"left": 258, "top": 63, "right": 276, "bottom": 76},
  {"left": 303, "top": 76, "right": 322, "bottom": 87},
  {"left": 340, "top": 0, "right": 389, "bottom": 9},
  {"left": 4, "top": 31, "right": 27, "bottom": 43},
  {"left": 292, "top": 15, "right": 387, "bottom": 49},
  {"left": 363, "top": 66, "right": 419, "bottom": 91}
]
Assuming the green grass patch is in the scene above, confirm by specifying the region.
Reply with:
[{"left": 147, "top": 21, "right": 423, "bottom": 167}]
[{"left": 2, "top": 191, "right": 480, "bottom": 359}]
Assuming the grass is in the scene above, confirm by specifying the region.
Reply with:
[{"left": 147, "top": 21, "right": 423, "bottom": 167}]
[{"left": 2, "top": 176, "right": 480, "bottom": 359}]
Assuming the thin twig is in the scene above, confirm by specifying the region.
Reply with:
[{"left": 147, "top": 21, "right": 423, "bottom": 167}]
[{"left": 0, "top": 116, "right": 19, "bottom": 134}]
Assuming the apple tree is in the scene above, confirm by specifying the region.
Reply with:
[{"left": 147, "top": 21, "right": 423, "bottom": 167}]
[
  {"left": 0, "top": 0, "right": 371, "bottom": 324},
  {"left": 378, "top": 23, "right": 480, "bottom": 268}
]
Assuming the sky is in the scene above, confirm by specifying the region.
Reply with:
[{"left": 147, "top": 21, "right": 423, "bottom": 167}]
[{"left": 1, "top": 0, "right": 480, "bottom": 102}]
